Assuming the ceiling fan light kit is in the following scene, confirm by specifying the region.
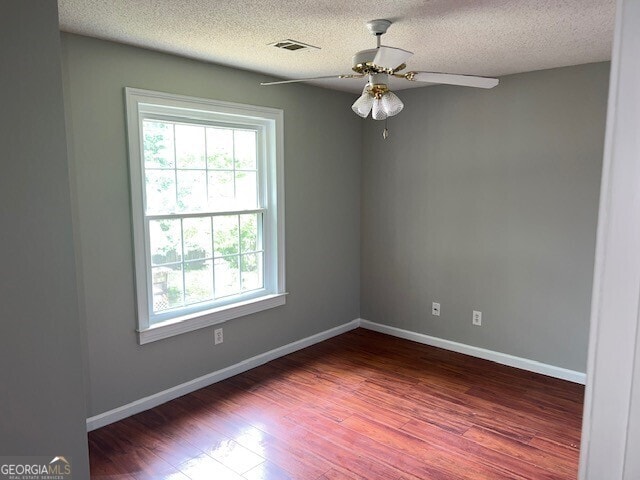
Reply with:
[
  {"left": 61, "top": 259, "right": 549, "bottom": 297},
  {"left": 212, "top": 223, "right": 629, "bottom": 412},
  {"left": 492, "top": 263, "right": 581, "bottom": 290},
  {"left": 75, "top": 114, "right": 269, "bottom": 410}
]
[
  {"left": 351, "top": 73, "right": 405, "bottom": 120},
  {"left": 261, "top": 19, "right": 499, "bottom": 137}
]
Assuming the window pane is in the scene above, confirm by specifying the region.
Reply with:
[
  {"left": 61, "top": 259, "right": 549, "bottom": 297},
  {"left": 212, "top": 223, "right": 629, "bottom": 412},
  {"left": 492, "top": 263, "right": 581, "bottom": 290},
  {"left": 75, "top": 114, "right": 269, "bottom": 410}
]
[
  {"left": 234, "top": 130, "right": 256, "bottom": 170},
  {"left": 149, "top": 219, "right": 182, "bottom": 266},
  {"left": 240, "top": 214, "right": 258, "bottom": 253},
  {"left": 235, "top": 171, "right": 257, "bottom": 208},
  {"left": 175, "top": 124, "right": 205, "bottom": 168},
  {"left": 144, "top": 121, "right": 174, "bottom": 168},
  {"left": 145, "top": 170, "right": 176, "bottom": 214},
  {"left": 241, "top": 253, "right": 263, "bottom": 292},
  {"left": 214, "top": 256, "right": 240, "bottom": 298},
  {"left": 183, "top": 217, "right": 212, "bottom": 260},
  {"left": 207, "top": 128, "right": 233, "bottom": 169},
  {"left": 185, "top": 260, "right": 213, "bottom": 305},
  {"left": 208, "top": 171, "right": 234, "bottom": 209},
  {"left": 152, "top": 265, "right": 183, "bottom": 312},
  {"left": 177, "top": 170, "right": 207, "bottom": 212},
  {"left": 213, "top": 215, "right": 239, "bottom": 257}
]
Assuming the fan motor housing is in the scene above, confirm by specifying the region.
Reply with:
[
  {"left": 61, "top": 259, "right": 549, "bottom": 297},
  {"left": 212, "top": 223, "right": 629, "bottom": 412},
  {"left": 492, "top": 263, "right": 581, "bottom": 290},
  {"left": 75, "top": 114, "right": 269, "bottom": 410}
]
[
  {"left": 352, "top": 49, "right": 377, "bottom": 71},
  {"left": 352, "top": 49, "right": 406, "bottom": 74}
]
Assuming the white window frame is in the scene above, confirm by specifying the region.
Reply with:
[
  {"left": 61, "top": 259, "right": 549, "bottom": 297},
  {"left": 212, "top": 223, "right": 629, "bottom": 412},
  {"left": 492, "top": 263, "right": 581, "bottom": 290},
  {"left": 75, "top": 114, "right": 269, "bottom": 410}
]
[{"left": 125, "top": 88, "right": 286, "bottom": 344}]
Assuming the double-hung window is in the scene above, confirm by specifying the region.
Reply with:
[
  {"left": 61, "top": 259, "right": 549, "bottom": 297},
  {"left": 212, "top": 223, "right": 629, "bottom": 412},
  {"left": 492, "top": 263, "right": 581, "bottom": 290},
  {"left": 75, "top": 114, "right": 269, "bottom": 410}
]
[{"left": 125, "top": 88, "right": 285, "bottom": 344}]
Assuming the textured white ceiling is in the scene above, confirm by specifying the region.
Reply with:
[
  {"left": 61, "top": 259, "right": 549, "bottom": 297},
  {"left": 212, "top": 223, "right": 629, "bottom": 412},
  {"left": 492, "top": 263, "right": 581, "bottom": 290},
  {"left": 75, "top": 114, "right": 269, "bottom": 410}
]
[{"left": 58, "top": 0, "right": 615, "bottom": 94}]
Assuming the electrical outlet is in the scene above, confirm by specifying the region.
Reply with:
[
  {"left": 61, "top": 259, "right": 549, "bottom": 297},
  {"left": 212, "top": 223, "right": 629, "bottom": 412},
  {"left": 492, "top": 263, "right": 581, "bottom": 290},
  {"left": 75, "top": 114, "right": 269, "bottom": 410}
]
[
  {"left": 214, "top": 328, "right": 224, "bottom": 345},
  {"left": 472, "top": 310, "right": 482, "bottom": 326},
  {"left": 432, "top": 302, "right": 441, "bottom": 316}
]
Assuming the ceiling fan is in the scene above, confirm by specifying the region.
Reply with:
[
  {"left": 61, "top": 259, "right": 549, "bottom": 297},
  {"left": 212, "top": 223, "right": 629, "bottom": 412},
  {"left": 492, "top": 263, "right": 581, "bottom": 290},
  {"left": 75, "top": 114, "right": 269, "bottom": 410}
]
[{"left": 261, "top": 19, "right": 499, "bottom": 122}]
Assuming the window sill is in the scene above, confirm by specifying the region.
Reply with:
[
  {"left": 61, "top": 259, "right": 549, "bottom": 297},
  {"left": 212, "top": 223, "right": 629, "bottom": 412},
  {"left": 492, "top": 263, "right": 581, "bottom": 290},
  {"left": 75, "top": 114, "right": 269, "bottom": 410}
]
[{"left": 137, "top": 293, "right": 287, "bottom": 345}]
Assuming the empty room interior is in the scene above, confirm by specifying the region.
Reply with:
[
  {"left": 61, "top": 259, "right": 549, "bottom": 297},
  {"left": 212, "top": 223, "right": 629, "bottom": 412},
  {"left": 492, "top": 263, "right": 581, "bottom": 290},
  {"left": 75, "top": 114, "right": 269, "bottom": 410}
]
[{"left": 3, "top": 0, "right": 640, "bottom": 479}]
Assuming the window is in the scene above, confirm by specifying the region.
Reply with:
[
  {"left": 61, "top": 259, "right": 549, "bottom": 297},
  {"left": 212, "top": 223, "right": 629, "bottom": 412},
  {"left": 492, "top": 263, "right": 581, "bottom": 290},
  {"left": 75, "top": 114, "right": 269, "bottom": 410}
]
[{"left": 125, "top": 88, "right": 285, "bottom": 344}]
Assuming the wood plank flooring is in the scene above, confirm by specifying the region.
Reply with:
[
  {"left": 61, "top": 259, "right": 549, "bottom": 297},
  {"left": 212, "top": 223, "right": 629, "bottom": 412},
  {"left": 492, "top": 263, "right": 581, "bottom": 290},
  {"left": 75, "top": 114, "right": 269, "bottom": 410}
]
[{"left": 88, "top": 328, "right": 584, "bottom": 479}]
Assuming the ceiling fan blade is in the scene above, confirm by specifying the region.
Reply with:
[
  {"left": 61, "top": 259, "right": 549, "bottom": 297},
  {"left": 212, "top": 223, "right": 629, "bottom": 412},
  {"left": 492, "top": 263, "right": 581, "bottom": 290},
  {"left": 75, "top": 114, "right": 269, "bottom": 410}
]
[
  {"left": 261, "top": 74, "right": 363, "bottom": 86},
  {"left": 373, "top": 46, "right": 413, "bottom": 70},
  {"left": 408, "top": 72, "right": 499, "bottom": 89}
]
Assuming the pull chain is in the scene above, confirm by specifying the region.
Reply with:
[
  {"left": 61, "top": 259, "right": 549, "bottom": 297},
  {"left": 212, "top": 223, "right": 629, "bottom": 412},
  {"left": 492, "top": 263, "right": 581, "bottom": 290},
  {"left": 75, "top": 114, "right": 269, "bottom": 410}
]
[{"left": 382, "top": 117, "right": 389, "bottom": 139}]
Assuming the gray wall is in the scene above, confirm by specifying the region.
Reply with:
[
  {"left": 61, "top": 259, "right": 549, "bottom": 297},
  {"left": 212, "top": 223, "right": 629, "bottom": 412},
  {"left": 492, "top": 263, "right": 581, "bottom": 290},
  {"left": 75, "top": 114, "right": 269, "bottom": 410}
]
[
  {"left": 61, "top": 30, "right": 605, "bottom": 420},
  {"left": 0, "top": 1, "right": 89, "bottom": 475},
  {"left": 61, "top": 34, "right": 361, "bottom": 416},
  {"left": 361, "top": 62, "right": 609, "bottom": 372}
]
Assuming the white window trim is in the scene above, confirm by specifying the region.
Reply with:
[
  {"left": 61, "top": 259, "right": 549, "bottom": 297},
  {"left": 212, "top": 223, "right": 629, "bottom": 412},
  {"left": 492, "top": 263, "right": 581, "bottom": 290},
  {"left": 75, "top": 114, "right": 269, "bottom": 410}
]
[{"left": 125, "top": 88, "right": 286, "bottom": 344}]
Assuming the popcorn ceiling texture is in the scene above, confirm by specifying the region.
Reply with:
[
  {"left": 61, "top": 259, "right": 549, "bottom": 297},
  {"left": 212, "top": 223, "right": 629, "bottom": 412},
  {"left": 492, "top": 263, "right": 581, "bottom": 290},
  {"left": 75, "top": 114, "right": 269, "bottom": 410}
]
[{"left": 58, "top": 0, "right": 615, "bottom": 93}]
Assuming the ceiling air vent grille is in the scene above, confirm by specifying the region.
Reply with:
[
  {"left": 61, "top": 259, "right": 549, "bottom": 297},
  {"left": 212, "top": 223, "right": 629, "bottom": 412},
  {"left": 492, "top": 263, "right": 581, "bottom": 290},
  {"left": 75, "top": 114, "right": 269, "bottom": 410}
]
[{"left": 269, "top": 39, "right": 320, "bottom": 51}]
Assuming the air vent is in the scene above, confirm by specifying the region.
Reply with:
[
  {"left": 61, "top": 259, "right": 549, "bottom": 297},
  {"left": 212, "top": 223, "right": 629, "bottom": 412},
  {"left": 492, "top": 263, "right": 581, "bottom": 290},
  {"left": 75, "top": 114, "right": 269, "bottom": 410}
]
[{"left": 269, "top": 39, "right": 320, "bottom": 52}]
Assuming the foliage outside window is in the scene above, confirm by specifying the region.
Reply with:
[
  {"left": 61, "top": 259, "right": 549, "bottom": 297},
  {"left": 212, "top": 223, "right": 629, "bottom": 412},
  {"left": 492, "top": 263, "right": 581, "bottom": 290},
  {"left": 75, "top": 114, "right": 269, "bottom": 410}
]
[{"left": 125, "top": 89, "right": 285, "bottom": 344}]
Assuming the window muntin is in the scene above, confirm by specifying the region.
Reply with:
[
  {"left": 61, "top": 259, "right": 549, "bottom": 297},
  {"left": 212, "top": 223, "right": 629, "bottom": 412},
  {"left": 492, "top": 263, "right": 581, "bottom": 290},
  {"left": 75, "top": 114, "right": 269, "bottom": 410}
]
[{"left": 126, "top": 89, "right": 285, "bottom": 343}]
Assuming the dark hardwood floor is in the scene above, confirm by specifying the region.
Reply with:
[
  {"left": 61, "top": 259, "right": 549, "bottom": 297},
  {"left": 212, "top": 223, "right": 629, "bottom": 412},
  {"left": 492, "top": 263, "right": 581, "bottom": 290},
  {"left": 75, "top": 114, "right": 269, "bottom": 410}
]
[{"left": 88, "top": 328, "right": 584, "bottom": 479}]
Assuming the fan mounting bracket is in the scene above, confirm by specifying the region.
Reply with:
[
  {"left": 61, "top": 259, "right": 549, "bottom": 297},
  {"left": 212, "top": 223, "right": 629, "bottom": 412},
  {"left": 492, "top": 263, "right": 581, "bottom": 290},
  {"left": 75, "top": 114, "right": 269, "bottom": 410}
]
[{"left": 366, "top": 19, "right": 392, "bottom": 36}]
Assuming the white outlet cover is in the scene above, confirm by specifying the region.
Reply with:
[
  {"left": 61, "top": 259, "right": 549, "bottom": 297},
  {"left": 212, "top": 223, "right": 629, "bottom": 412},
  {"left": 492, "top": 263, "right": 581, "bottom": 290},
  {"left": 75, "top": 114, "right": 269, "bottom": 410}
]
[
  {"left": 472, "top": 310, "right": 482, "bottom": 326},
  {"left": 214, "top": 328, "right": 223, "bottom": 344},
  {"left": 432, "top": 302, "right": 441, "bottom": 316}
]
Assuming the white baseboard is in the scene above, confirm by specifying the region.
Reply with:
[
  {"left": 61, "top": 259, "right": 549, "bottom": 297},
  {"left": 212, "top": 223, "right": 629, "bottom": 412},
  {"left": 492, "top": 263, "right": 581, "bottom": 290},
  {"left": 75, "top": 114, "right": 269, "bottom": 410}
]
[
  {"left": 86, "top": 319, "right": 360, "bottom": 431},
  {"left": 88, "top": 317, "right": 585, "bottom": 431},
  {"left": 359, "top": 319, "right": 586, "bottom": 385}
]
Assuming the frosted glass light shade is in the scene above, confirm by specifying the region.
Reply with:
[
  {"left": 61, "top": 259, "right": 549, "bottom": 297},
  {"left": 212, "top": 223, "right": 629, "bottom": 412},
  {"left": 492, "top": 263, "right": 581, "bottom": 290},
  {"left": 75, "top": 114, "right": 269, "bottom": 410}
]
[
  {"left": 372, "top": 98, "right": 388, "bottom": 120},
  {"left": 351, "top": 85, "right": 373, "bottom": 118},
  {"left": 382, "top": 91, "right": 404, "bottom": 117}
]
